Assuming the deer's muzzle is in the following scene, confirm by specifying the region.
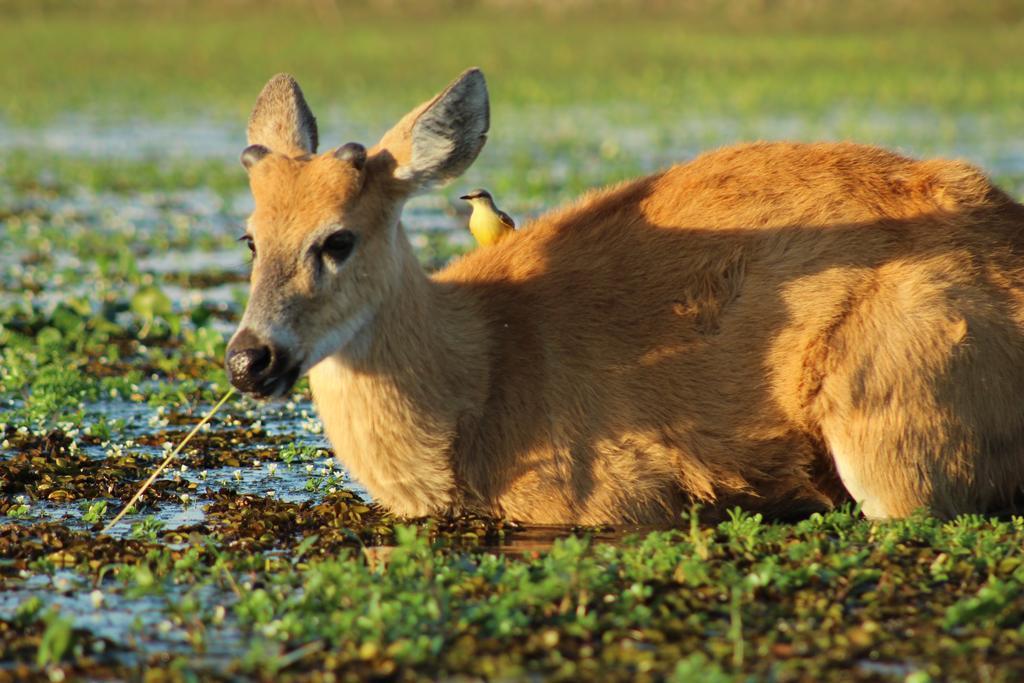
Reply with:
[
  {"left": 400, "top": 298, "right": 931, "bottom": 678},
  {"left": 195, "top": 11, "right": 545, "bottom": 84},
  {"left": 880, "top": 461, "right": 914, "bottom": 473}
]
[{"left": 226, "top": 328, "right": 300, "bottom": 398}]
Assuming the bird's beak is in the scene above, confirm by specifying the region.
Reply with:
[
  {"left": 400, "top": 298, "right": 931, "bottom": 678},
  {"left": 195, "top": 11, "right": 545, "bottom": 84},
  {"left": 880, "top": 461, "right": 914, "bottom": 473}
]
[{"left": 459, "top": 194, "right": 472, "bottom": 200}]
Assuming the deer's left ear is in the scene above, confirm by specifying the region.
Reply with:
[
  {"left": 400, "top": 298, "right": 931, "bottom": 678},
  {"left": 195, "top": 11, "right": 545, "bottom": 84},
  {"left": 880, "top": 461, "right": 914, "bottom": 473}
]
[
  {"left": 246, "top": 73, "right": 319, "bottom": 156},
  {"left": 371, "top": 68, "right": 489, "bottom": 193}
]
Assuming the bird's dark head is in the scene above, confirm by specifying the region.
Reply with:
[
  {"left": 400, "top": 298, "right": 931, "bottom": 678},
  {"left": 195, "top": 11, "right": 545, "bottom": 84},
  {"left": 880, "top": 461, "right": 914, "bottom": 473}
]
[{"left": 459, "top": 188, "right": 492, "bottom": 201}]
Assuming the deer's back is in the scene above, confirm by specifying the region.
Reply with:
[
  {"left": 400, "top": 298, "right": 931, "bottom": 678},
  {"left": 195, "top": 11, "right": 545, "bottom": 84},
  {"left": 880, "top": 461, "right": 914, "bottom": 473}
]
[
  {"left": 436, "top": 141, "right": 1024, "bottom": 522},
  {"left": 441, "top": 140, "right": 1022, "bottom": 371}
]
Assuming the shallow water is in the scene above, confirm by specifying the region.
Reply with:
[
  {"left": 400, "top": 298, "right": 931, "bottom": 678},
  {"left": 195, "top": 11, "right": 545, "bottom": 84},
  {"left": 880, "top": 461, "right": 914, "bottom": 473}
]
[{"left": 5, "top": 106, "right": 1023, "bottom": 182}]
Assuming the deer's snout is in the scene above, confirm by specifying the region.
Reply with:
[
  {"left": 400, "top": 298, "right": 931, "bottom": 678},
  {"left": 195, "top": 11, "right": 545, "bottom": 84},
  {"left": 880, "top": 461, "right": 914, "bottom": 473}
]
[{"left": 226, "top": 329, "right": 297, "bottom": 398}]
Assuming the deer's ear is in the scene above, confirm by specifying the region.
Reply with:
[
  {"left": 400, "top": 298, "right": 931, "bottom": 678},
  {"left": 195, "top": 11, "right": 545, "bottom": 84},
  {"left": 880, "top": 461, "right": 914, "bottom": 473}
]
[
  {"left": 370, "top": 68, "right": 489, "bottom": 193},
  {"left": 247, "top": 73, "right": 318, "bottom": 156}
]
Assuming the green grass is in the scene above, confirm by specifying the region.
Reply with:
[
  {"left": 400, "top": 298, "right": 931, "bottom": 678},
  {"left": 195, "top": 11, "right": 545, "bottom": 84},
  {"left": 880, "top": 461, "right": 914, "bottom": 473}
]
[{"left": 1, "top": 4, "right": 1024, "bottom": 122}]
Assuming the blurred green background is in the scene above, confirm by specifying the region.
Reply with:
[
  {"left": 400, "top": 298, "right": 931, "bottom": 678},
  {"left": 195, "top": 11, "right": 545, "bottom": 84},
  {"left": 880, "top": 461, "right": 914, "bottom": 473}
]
[
  {"left": 2, "top": 0, "right": 1023, "bottom": 121},
  {"left": 2, "top": 0, "right": 1023, "bottom": 201}
]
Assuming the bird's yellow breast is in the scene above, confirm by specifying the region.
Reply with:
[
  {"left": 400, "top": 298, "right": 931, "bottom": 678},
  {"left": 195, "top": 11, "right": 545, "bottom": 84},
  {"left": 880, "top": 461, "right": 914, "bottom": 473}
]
[{"left": 468, "top": 209, "right": 513, "bottom": 246}]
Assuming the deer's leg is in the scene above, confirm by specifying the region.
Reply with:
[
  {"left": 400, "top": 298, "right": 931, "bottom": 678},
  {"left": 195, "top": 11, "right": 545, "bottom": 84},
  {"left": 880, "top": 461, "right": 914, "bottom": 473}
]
[{"left": 807, "top": 274, "right": 1024, "bottom": 519}]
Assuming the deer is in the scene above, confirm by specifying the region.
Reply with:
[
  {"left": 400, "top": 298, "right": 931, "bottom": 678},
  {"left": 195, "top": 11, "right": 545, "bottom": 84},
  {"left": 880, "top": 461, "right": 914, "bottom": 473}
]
[{"left": 226, "top": 68, "right": 1024, "bottom": 525}]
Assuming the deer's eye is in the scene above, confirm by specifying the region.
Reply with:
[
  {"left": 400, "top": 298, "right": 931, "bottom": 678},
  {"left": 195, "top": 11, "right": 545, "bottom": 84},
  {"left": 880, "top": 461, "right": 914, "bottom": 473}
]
[
  {"left": 239, "top": 234, "right": 256, "bottom": 258},
  {"left": 321, "top": 230, "right": 356, "bottom": 264}
]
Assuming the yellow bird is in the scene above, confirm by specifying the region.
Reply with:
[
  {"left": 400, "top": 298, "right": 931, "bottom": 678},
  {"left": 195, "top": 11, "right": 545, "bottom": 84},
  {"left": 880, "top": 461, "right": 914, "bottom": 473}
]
[{"left": 460, "top": 189, "right": 516, "bottom": 246}]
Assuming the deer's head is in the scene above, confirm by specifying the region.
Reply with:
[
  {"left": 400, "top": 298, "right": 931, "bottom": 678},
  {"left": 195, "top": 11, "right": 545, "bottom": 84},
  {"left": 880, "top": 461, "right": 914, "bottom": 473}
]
[{"left": 226, "top": 69, "right": 489, "bottom": 397}]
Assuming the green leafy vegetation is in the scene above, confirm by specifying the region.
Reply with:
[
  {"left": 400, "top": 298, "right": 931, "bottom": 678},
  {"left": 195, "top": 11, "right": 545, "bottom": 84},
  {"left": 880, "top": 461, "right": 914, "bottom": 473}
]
[{"left": 4, "top": 511, "right": 1024, "bottom": 679}]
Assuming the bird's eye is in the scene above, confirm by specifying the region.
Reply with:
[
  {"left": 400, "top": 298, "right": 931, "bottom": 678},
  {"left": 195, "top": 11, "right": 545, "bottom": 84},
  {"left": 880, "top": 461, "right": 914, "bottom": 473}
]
[
  {"left": 321, "top": 230, "right": 357, "bottom": 264},
  {"left": 239, "top": 234, "right": 256, "bottom": 258}
]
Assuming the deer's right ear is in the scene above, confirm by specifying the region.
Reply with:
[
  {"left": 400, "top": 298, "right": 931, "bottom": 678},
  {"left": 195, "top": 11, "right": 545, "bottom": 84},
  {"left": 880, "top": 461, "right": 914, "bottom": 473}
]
[
  {"left": 371, "top": 68, "right": 489, "bottom": 194},
  {"left": 247, "top": 73, "right": 319, "bottom": 156}
]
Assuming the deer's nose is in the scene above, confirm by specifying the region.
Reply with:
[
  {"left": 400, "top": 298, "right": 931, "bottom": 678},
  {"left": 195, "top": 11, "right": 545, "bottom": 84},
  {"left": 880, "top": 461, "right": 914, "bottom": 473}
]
[
  {"left": 228, "top": 345, "right": 271, "bottom": 384},
  {"left": 226, "top": 328, "right": 289, "bottom": 396}
]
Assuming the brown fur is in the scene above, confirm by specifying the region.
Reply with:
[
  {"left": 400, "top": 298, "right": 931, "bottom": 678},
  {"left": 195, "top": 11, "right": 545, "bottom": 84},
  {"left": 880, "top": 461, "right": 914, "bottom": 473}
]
[{"left": 229, "top": 71, "right": 1024, "bottom": 524}]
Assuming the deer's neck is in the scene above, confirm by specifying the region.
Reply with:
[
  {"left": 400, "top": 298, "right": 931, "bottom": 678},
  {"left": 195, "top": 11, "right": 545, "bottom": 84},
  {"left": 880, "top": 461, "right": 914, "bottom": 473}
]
[{"left": 307, "top": 234, "right": 489, "bottom": 516}]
